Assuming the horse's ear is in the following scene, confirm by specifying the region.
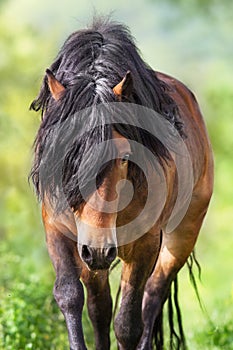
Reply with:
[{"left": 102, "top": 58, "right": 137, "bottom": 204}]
[
  {"left": 113, "top": 71, "right": 133, "bottom": 100},
  {"left": 46, "top": 69, "right": 65, "bottom": 101}
]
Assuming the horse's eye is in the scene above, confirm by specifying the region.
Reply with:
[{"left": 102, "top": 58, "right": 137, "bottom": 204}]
[{"left": 121, "top": 153, "right": 130, "bottom": 163}]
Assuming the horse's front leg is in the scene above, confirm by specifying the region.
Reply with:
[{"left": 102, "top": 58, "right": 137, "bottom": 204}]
[
  {"left": 81, "top": 269, "right": 112, "bottom": 350},
  {"left": 115, "top": 232, "right": 161, "bottom": 350},
  {"left": 138, "top": 196, "right": 210, "bottom": 350},
  {"left": 44, "top": 218, "right": 87, "bottom": 350}
]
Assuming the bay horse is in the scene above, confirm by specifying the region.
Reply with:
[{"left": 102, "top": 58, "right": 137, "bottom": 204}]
[{"left": 30, "top": 18, "right": 213, "bottom": 350}]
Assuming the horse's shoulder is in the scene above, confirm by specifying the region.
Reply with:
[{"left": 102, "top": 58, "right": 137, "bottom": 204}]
[
  {"left": 156, "top": 71, "right": 213, "bottom": 200},
  {"left": 42, "top": 203, "right": 77, "bottom": 239}
]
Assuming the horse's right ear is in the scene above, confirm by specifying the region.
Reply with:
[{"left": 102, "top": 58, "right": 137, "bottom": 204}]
[
  {"left": 113, "top": 71, "right": 133, "bottom": 100},
  {"left": 46, "top": 69, "right": 65, "bottom": 101}
]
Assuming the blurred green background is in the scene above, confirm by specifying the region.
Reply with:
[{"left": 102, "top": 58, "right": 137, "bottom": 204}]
[{"left": 0, "top": 0, "right": 232, "bottom": 349}]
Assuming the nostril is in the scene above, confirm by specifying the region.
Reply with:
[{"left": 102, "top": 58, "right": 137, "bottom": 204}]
[
  {"left": 80, "top": 245, "right": 117, "bottom": 270},
  {"left": 81, "top": 245, "right": 92, "bottom": 262},
  {"left": 106, "top": 247, "right": 117, "bottom": 264}
]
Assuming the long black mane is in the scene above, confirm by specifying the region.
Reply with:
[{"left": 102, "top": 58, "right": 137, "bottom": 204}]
[{"left": 30, "top": 17, "right": 183, "bottom": 212}]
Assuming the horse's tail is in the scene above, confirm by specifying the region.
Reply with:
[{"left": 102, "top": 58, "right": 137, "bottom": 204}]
[
  {"left": 153, "top": 250, "right": 202, "bottom": 350},
  {"left": 152, "top": 276, "right": 187, "bottom": 350}
]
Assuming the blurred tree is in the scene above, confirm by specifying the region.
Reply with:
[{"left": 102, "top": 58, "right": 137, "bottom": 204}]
[
  {"left": 152, "top": 0, "right": 232, "bottom": 11},
  {"left": 0, "top": 0, "right": 8, "bottom": 9}
]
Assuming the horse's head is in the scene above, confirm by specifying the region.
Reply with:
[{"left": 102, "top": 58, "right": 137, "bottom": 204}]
[
  {"left": 46, "top": 71, "right": 133, "bottom": 270},
  {"left": 74, "top": 130, "right": 132, "bottom": 270}
]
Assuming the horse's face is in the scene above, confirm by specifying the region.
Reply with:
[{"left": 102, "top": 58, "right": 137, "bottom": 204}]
[
  {"left": 44, "top": 70, "right": 133, "bottom": 270},
  {"left": 74, "top": 130, "right": 132, "bottom": 270}
]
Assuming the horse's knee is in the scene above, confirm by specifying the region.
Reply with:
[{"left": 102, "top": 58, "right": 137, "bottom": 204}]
[
  {"left": 114, "top": 312, "right": 143, "bottom": 350},
  {"left": 53, "top": 277, "right": 84, "bottom": 313}
]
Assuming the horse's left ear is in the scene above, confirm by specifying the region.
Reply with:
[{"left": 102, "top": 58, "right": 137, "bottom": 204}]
[
  {"left": 113, "top": 71, "right": 133, "bottom": 100},
  {"left": 46, "top": 69, "right": 65, "bottom": 101}
]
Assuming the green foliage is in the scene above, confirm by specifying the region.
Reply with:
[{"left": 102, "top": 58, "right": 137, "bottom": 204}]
[
  {"left": 189, "top": 310, "right": 233, "bottom": 350},
  {"left": 0, "top": 242, "right": 66, "bottom": 349},
  {"left": 198, "top": 323, "right": 233, "bottom": 349},
  {"left": 0, "top": 276, "right": 68, "bottom": 350},
  {"left": 152, "top": 0, "right": 233, "bottom": 15},
  {"left": 0, "top": 244, "right": 95, "bottom": 349}
]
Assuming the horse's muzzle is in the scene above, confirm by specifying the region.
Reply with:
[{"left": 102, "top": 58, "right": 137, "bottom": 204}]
[{"left": 80, "top": 245, "right": 117, "bottom": 270}]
